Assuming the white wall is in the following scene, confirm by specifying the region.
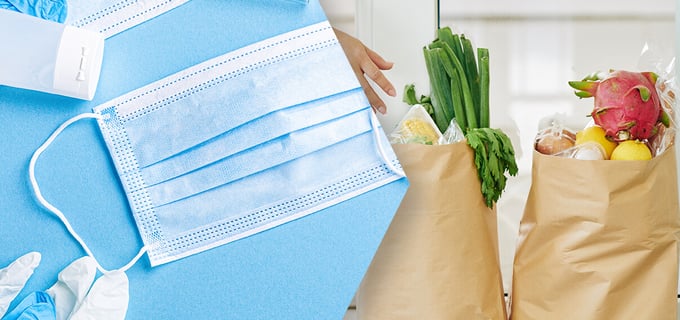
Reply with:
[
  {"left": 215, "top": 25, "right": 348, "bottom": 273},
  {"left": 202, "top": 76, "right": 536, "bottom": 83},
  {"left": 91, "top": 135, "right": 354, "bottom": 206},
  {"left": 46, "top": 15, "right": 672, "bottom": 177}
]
[{"left": 321, "top": 0, "right": 438, "bottom": 132}]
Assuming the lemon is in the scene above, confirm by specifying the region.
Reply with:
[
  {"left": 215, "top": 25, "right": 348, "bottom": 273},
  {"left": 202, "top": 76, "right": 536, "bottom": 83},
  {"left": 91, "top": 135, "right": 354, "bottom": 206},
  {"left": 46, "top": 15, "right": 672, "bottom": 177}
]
[
  {"left": 610, "top": 140, "right": 652, "bottom": 161},
  {"left": 575, "top": 126, "right": 618, "bottom": 159}
]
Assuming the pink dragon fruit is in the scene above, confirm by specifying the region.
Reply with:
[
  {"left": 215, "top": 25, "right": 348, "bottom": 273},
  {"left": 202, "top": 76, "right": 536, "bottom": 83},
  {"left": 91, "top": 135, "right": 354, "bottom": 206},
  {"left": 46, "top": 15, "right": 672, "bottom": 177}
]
[{"left": 569, "top": 70, "right": 666, "bottom": 141}]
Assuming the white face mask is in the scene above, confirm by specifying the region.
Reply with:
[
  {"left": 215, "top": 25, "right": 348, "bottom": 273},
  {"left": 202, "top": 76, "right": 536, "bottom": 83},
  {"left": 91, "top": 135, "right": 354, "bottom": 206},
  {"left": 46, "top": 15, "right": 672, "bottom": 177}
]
[
  {"left": 64, "top": 0, "right": 191, "bottom": 38},
  {"left": 29, "top": 21, "right": 405, "bottom": 272}
]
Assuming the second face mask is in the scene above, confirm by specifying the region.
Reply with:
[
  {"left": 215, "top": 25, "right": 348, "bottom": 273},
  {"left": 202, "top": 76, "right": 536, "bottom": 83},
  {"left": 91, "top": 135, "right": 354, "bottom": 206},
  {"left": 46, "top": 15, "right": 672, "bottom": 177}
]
[{"left": 64, "top": 0, "right": 190, "bottom": 38}]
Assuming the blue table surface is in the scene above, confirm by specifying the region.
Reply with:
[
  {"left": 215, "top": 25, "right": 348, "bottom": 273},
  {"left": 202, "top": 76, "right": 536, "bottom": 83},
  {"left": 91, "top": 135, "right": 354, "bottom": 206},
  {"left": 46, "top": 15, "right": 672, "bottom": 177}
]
[{"left": 0, "top": 1, "right": 408, "bottom": 318}]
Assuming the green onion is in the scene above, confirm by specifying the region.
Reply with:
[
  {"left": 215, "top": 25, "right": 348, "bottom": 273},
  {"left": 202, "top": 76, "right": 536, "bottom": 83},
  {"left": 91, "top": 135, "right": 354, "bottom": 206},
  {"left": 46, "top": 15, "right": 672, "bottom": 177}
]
[
  {"left": 423, "top": 47, "right": 453, "bottom": 132},
  {"left": 478, "top": 48, "right": 490, "bottom": 128},
  {"left": 461, "top": 35, "right": 481, "bottom": 125},
  {"left": 429, "top": 41, "right": 477, "bottom": 130},
  {"left": 449, "top": 69, "right": 467, "bottom": 133}
]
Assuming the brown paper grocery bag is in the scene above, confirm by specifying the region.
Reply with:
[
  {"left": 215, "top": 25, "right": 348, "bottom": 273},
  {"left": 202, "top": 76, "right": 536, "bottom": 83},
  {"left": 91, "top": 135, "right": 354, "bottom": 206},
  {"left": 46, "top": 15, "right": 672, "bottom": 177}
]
[
  {"left": 356, "top": 142, "right": 508, "bottom": 320},
  {"left": 510, "top": 147, "right": 680, "bottom": 320}
]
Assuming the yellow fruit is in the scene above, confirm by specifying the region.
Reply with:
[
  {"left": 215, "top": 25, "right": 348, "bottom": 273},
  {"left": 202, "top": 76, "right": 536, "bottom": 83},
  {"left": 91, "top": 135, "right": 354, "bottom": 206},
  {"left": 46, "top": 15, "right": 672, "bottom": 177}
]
[
  {"left": 610, "top": 140, "right": 652, "bottom": 161},
  {"left": 575, "top": 126, "right": 618, "bottom": 159}
]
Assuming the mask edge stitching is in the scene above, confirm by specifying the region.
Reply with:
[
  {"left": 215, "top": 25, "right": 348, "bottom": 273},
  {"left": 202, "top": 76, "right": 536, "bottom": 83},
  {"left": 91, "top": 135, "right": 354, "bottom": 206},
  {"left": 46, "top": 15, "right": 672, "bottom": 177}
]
[
  {"left": 112, "top": 24, "right": 334, "bottom": 122},
  {"left": 151, "top": 161, "right": 401, "bottom": 260}
]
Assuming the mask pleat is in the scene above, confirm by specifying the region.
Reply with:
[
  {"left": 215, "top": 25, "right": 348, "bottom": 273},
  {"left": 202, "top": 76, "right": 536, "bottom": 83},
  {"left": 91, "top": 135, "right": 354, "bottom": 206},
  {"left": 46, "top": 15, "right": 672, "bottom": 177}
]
[
  {"left": 138, "top": 88, "right": 368, "bottom": 186},
  {"left": 116, "top": 44, "right": 356, "bottom": 168},
  {"left": 152, "top": 129, "right": 391, "bottom": 245},
  {"left": 146, "top": 108, "right": 372, "bottom": 207}
]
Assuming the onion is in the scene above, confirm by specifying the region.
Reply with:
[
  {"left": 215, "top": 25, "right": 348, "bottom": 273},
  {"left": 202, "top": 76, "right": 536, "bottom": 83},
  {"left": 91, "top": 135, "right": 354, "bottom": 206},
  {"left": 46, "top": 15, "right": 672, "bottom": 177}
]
[{"left": 535, "top": 131, "right": 575, "bottom": 155}]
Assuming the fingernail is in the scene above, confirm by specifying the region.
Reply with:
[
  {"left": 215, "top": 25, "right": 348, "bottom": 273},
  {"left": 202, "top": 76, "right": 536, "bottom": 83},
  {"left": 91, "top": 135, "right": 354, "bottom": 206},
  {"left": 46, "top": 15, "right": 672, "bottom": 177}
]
[
  {"left": 378, "top": 106, "right": 387, "bottom": 114},
  {"left": 388, "top": 88, "right": 397, "bottom": 97}
]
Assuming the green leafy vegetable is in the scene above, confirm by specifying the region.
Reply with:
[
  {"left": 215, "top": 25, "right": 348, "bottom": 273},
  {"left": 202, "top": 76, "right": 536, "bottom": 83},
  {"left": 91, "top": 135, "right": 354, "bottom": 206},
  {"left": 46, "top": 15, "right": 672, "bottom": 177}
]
[
  {"left": 466, "top": 128, "right": 518, "bottom": 207},
  {"left": 403, "top": 27, "right": 518, "bottom": 208},
  {"left": 403, "top": 84, "right": 434, "bottom": 115}
]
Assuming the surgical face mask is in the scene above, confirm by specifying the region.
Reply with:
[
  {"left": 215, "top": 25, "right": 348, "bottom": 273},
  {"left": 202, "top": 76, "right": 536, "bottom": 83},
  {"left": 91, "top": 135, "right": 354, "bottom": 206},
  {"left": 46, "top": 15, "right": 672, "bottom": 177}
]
[
  {"left": 63, "top": 0, "right": 308, "bottom": 39},
  {"left": 64, "top": 0, "right": 190, "bottom": 38},
  {"left": 29, "top": 21, "right": 405, "bottom": 272}
]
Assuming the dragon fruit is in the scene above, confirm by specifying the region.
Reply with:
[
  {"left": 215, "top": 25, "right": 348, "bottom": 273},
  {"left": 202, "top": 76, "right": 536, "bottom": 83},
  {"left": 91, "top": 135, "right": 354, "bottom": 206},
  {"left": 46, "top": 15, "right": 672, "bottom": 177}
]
[{"left": 569, "top": 70, "right": 665, "bottom": 141}]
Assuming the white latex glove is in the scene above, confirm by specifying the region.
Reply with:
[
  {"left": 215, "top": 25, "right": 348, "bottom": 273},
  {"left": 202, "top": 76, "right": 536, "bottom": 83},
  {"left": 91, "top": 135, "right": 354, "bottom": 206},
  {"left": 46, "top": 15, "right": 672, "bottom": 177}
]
[
  {"left": 68, "top": 271, "right": 128, "bottom": 320},
  {"left": 46, "top": 257, "right": 129, "bottom": 320},
  {"left": 0, "top": 252, "right": 41, "bottom": 318},
  {"left": 45, "top": 257, "right": 96, "bottom": 320}
]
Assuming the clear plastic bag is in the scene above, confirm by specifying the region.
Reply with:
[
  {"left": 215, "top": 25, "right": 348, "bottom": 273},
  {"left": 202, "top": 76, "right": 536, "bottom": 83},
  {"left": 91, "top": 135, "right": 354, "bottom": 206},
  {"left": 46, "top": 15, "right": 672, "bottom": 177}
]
[
  {"left": 390, "top": 104, "right": 443, "bottom": 145},
  {"left": 535, "top": 43, "right": 677, "bottom": 160},
  {"left": 441, "top": 118, "right": 465, "bottom": 144},
  {"left": 639, "top": 43, "right": 677, "bottom": 157},
  {"left": 553, "top": 142, "right": 606, "bottom": 160},
  {"left": 533, "top": 120, "right": 576, "bottom": 156}
]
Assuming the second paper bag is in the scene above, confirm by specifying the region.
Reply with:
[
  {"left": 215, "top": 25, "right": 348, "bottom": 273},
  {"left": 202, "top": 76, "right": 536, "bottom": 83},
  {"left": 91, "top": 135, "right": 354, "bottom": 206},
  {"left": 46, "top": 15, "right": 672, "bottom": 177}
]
[
  {"left": 510, "top": 147, "right": 680, "bottom": 320},
  {"left": 356, "top": 143, "right": 507, "bottom": 320}
]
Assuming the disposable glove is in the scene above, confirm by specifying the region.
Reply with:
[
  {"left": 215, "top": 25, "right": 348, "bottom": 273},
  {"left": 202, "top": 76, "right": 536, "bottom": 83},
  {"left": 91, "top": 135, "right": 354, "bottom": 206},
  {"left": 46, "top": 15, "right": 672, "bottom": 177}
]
[
  {"left": 2, "top": 291, "right": 55, "bottom": 320},
  {"left": 0, "top": 252, "right": 41, "bottom": 318},
  {"left": 0, "top": 0, "right": 67, "bottom": 22},
  {"left": 46, "top": 257, "right": 128, "bottom": 320}
]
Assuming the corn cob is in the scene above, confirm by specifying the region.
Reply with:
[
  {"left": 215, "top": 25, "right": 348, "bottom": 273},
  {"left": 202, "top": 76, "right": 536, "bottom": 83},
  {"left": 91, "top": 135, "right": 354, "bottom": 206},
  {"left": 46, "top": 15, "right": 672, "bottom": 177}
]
[{"left": 400, "top": 118, "right": 441, "bottom": 145}]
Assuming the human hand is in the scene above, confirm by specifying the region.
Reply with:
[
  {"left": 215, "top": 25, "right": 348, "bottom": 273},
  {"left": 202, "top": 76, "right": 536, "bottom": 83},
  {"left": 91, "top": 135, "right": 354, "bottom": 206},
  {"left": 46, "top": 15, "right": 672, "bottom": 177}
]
[{"left": 334, "top": 28, "right": 396, "bottom": 115}]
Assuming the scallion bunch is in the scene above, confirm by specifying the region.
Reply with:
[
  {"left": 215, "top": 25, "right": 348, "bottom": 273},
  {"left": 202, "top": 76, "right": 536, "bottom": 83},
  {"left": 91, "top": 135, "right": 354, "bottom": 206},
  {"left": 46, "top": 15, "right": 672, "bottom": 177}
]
[{"left": 404, "top": 27, "right": 518, "bottom": 208}]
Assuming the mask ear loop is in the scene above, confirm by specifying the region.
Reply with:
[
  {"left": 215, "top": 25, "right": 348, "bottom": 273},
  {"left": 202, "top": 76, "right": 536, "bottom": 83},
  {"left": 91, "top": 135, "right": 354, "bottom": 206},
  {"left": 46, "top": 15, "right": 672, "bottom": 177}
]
[
  {"left": 369, "top": 111, "right": 406, "bottom": 177},
  {"left": 28, "top": 113, "right": 150, "bottom": 274}
]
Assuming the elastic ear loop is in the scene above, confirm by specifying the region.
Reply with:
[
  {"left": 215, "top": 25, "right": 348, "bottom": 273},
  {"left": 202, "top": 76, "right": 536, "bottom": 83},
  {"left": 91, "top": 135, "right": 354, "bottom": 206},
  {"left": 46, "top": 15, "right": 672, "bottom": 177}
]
[
  {"left": 369, "top": 111, "right": 406, "bottom": 177},
  {"left": 28, "top": 113, "right": 150, "bottom": 274}
]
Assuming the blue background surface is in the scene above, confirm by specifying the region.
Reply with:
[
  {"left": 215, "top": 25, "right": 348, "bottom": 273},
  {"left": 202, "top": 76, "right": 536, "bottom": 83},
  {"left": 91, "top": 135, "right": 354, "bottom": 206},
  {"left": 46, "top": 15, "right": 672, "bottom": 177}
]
[{"left": 0, "top": 0, "right": 408, "bottom": 318}]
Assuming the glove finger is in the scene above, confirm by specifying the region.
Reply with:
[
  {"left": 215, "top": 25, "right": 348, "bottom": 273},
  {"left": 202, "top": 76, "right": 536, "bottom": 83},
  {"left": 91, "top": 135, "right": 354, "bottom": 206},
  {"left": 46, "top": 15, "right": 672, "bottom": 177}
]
[
  {"left": 5, "top": 0, "right": 68, "bottom": 23},
  {"left": 69, "top": 271, "right": 129, "bottom": 320},
  {"left": 0, "top": 252, "right": 41, "bottom": 318},
  {"left": 45, "top": 256, "right": 97, "bottom": 320}
]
